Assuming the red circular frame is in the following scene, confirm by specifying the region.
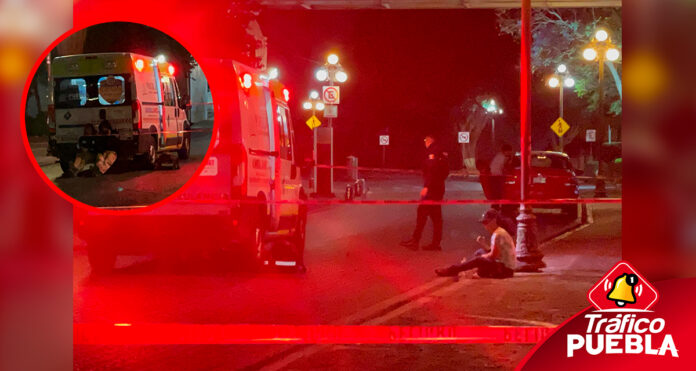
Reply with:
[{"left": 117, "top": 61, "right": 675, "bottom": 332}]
[{"left": 20, "top": 21, "right": 217, "bottom": 216}]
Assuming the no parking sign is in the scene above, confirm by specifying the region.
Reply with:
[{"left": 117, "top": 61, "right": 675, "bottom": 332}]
[{"left": 322, "top": 86, "right": 340, "bottom": 104}]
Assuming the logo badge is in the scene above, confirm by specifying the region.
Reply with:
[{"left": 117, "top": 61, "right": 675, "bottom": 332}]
[
  {"left": 64, "top": 111, "right": 72, "bottom": 120},
  {"left": 587, "top": 261, "right": 659, "bottom": 311}
]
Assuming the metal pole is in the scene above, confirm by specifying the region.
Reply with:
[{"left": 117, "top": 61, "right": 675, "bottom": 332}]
[
  {"left": 515, "top": 0, "right": 544, "bottom": 272},
  {"left": 312, "top": 107, "right": 317, "bottom": 192},
  {"left": 491, "top": 117, "right": 495, "bottom": 147},
  {"left": 559, "top": 83, "right": 564, "bottom": 152},
  {"left": 329, "top": 74, "right": 335, "bottom": 195}
]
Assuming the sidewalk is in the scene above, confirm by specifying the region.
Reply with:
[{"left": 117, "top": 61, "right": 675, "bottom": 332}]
[
  {"left": 28, "top": 136, "right": 59, "bottom": 167},
  {"left": 275, "top": 204, "right": 621, "bottom": 370}
]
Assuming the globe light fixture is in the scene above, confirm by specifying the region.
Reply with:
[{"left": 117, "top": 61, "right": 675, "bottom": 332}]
[
  {"left": 548, "top": 76, "right": 560, "bottom": 88},
  {"left": 557, "top": 64, "right": 567, "bottom": 73},
  {"left": 316, "top": 102, "right": 325, "bottom": 111},
  {"left": 583, "top": 48, "right": 598, "bottom": 61},
  {"left": 310, "top": 90, "right": 319, "bottom": 99},
  {"left": 316, "top": 68, "right": 329, "bottom": 81},
  {"left": 606, "top": 48, "right": 620, "bottom": 62},
  {"left": 327, "top": 54, "right": 339, "bottom": 65},
  {"left": 303, "top": 101, "right": 313, "bottom": 110},
  {"left": 335, "top": 70, "right": 348, "bottom": 83},
  {"left": 595, "top": 29, "right": 609, "bottom": 42},
  {"left": 564, "top": 77, "right": 575, "bottom": 88}
]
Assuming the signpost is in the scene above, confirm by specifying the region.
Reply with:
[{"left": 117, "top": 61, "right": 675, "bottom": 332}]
[
  {"left": 379, "top": 135, "right": 389, "bottom": 167},
  {"left": 586, "top": 129, "right": 596, "bottom": 142},
  {"left": 322, "top": 86, "right": 340, "bottom": 104},
  {"left": 305, "top": 115, "right": 322, "bottom": 130},
  {"left": 458, "top": 131, "right": 470, "bottom": 144},
  {"left": 586, "top": 129, "right": 596, "bottom": 160},
  {"left": 324, "top": 104, "right": 337, "bottom": 118},
  {"left": 551, "top": 117, "right": 570, "bottom": 137}
]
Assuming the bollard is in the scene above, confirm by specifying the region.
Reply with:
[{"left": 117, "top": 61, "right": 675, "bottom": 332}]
[
  {"left": 345, "top": 183, "right": 354, "bottom": 200},
  {"left": 594, "top": 176, "right": 607, "bottom": 198},
  {"left": 346, "top": 156, "right": 358, "bottom": 181}
]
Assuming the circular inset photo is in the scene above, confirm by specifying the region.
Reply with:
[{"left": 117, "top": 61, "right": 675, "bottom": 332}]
[{"left": 23, "top": 22, "right": 213, "bottom": 209}]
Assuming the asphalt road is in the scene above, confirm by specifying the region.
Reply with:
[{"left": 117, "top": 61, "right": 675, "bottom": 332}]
[
  {"left": 73, "top": 178, "right": 587, "bottom": 370},
  {"left": 33, "top": 122, "right": 213, "bottom": 208}
]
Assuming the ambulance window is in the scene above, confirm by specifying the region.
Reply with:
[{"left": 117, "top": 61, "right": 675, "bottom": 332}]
[
  {"left": 161, "top": 77, "right": 175, "bottom": 106},
  {"left": 57, "top": 78, "right": 87, "bottom": 107},
  {"left": 277, "top": 105, "right": 292, "bottom": 160},
  {"left": 97, "top": 76, "right": 126, "bottom": 105}
]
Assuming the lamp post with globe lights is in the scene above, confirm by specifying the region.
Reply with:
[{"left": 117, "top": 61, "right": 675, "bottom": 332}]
[
  {"left": 547, "top": 64, "right": 575, "bottom": 152},
  {"left": 303, "top": 90, "right": 325, "bottom": 191},
  {"left": 583, "top": 29, "right": 621, "bottom": 145},
  {"left": 482, "top": 98, "right": 503, "bottom": 147},
  {"left": 314, "top": 53, "right": 348, "bottom": 197}
]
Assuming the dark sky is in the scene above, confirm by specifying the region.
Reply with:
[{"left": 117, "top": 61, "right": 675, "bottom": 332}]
[{"left": 258, "top": 10, "right": 576, "bottom": 169}]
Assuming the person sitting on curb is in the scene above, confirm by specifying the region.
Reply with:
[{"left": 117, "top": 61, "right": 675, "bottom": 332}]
[{"left": 435, "top": 209, "right": 516, "bottom": 278}]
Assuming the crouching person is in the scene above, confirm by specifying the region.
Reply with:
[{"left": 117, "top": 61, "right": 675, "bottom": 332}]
[{"left": 435, "top": 209, "right": 515, "bottom": 278}]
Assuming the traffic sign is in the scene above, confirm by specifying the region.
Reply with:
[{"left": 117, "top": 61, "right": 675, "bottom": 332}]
[
  {"left": 550, "top": 117, "right": 570, "bottom": 137},
  {"left": 458, "top": 131, "right": 470, "bottom": 144},
  {"left": 379, "top": 135, "right": 389, "bottom": 146},
  {"left": 306, "top": 115, "right": 322, "bottom": 130},
  {"left": 324, "top": 104, "right": 337, "bottom": 118},
  {"left": 322, "top": 86, "right": 340, "bottom": 104},
  {"left": 586, "top": 129, "right": 596, "bottom": 142}
]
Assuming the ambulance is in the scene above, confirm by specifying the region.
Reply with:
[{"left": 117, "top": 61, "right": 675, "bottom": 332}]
[
  {"left": 75, "top": 61, "right": 307, "bottom": 274},
  {"left": 49, "top": 52, "right": 191, "bottom": 172}
]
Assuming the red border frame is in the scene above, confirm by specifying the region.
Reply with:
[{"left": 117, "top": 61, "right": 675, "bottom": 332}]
[{"left": 20, "top": 21, "right": 217, "bottom": 216}]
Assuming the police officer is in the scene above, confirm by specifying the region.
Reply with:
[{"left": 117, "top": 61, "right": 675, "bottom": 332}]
[{"left": 401, "top": 134, "right": 449, "bottom": 251}]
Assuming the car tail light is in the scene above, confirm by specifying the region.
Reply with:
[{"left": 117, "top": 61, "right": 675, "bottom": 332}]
[{"left": 132, "top": 99, "right": 142, "bottom": 130}]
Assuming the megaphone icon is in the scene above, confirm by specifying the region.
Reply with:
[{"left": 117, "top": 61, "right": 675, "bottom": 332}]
[{"left": 607, "top": 273, "right": 638, "bottom": 307}]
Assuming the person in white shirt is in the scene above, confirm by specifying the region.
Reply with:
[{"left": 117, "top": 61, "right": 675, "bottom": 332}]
[{"left": 435, "top": 209, "right": 516, "bottom": 278}]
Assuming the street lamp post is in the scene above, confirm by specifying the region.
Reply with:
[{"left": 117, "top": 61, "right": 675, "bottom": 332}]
[
  {"left": 583, "top": 29, "right": 621, "bottom": 147},
  {"left": 516, "top": 0, "right": 545, "bottom": 272},
  {"left": 547, "top": 64, "right": 575, "bottom": 152},
  {"left": 314, "top": 54, "right": 348, "bottom": 197},
  {"left": 304, "top": 91, "right": 324, "bottom": 191},
  {"left": 482, "top": 99, "right": 502, "bottom": 147}
]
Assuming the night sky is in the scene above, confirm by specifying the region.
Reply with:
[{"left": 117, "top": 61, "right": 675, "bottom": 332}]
[{"left": 259, "top": 10, "right": 579, "bottom": 170}]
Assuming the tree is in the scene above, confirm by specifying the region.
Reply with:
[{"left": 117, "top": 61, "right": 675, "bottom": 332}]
[
  {"left": 451, "top": 94, "right": 500, "bottom": 172},
  {"left": 496, "top": 8, "right": 621, "bottom": 145}
]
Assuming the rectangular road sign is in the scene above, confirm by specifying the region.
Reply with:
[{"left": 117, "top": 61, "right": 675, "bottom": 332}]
[
  {"left": 586, "top": 129, "right": 596, "bottom": 142},
  {"left": 458, "top": 131, "right": 470, "bottom": 144},
  {"left": 379, "top": 135, "right": 389, "bottom": 146},
  {"left": 322, "top": 86, "right": 340, "bottom": 104},
  {"left": 324, "top": 104, "right": 337, "bottom": 118}
]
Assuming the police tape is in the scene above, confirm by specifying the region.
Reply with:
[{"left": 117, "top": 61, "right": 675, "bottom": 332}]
[
  {"left": 74, "top": 323, "right": 555, "bottom": 345},
  {"left": 171, "top": 197, "right": 621, "bottom": 206},
  {"left": 311, "top": 164, "right": 608, "bottom": 182}
]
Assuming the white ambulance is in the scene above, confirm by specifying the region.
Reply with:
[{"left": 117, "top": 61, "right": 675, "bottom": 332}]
[
  {"left": 49, "top": 52, "right": 191, "bottom": 172},
  {"left": 75, "top": 61, "right": 307, "bottom": 274}
]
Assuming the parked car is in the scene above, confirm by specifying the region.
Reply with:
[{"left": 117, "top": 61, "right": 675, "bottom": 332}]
[{"left": 489, "top": 151, "right": 581, "bottom": 216}]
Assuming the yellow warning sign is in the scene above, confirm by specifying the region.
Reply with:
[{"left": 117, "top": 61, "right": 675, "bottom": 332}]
[
  {"left": 306, "top": 115, "right": 322, "bottom": 130},
  {"left": 551, "top": 117, "right": 570, "bottom": 137}
]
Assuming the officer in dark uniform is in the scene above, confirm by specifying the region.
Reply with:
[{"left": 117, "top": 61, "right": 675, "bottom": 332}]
[{"left": 401, "top": 134, "right": 449, "bottom": 251}]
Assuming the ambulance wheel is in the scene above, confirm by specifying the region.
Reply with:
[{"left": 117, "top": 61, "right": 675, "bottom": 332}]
[
  {"left": 178, "top": 132, "right": 191, "bottom": 160},
  {"left": 240, "top": 202, "right": 267, "bottom": 270},
  {"left": 293, "top": 195, "right": 308, "bottom": 272},
  {"left": 142, "top": 136, "right": 158, "bottom": 169},
  {"left": 87, "top": 243, "right": 116, "bottom": 275}
]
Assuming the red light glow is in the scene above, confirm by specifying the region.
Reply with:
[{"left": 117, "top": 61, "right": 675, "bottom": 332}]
[
  {"left": 135, "top": 59, "right": 144, "bottom": 72},
  {"left": 168, "top": 64, "right": 175, "bottom": 75},
  {"left": 283, "top": 88, "right": 290, "bottom": 102}
]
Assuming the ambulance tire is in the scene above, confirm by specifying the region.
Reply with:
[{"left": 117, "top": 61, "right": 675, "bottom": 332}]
[
  {"left": 293, "top": 192, "right": 308, "bottom": 273},
  {"left": 178, "top": 129, "right": 191, "bottom": 160},
  {"left": 87, "top": 243, "right": 116, "bottom": 275},
  {"left": 240, "top": 201, "right": 267, "bottom": 270},
  {"left": 142, "top": 135, "right": 158, "bottom": 170}
]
